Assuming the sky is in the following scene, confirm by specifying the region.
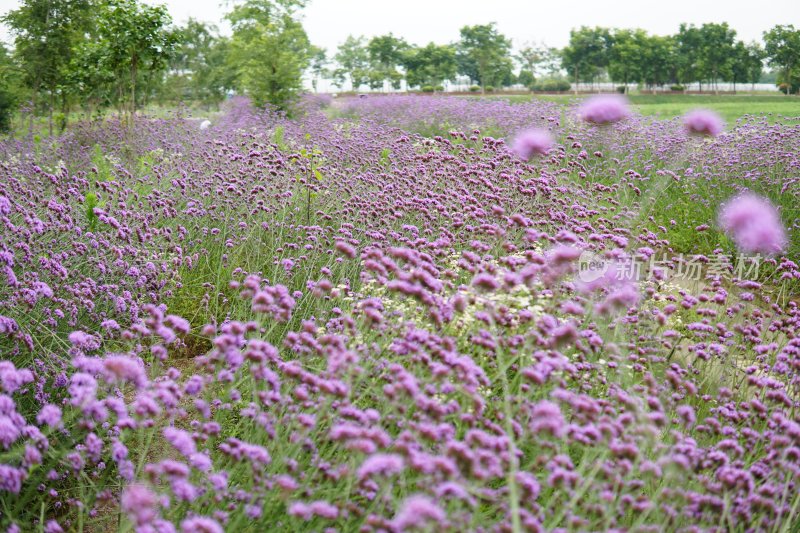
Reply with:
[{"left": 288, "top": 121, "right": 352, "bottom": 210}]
[{"left": 0, "top": 0, "right": 794, "bottom": 51}]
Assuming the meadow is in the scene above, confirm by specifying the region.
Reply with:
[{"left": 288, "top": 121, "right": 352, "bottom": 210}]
[
  {"left": 495, "top": 93, "right": 800, "bottom": 124},
  {"left": 0, "top": 93, "right": 799, "bottom": 532}
]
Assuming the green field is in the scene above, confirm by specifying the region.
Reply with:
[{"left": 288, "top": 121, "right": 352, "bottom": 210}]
[{"left": 499, "top": 93, "right": 800, "bottom": 123}]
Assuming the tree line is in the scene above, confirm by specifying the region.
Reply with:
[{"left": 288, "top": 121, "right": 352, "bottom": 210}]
[
  {"left": 330, "top": 23, "right": 800, "bottom": 95},
  {"left": 0, "top": 0, "right": 313, "bottom": 133},
  {"left": 1, "top": 0, "right": 799, "bottom": 134}
]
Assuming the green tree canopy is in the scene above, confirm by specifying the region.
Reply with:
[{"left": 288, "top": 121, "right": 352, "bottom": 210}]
[
  {"left": 561, "top": 26, "right": 613, "bottom": 86},
  {"left": 764, "top": 25, "right": 800, "bottom": 94},
  {"left": 226, "top": 0, "right": 312, "bottom": 109},
  {"left": 456, "top": 23, "right": 513, "bottom": 91},
  {"left": 367, "top": 34, "right": 408, "bottom": 90},
  {"left": 333, "top": 35, "right": 370, "bottom": 91},
  {"left": 403, "top": 43, "right": 457, "bottom": 88},
  {"left": 2, "top": 0, "right": 94, "bottom": 132}
]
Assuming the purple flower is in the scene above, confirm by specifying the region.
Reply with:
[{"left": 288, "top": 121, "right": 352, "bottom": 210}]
[
  {"left": 68, "top": 331, "right": 101, "bottom": 351},
  {"left": 529, "top": 400, "right": 566, "bottom": 438},
  {"left": 472, "top": 273, "right": 499, "bottom": 291},
  {"left": 36, "top": 404, "right": 62, "bottom": 428},
  {"left": 511, "top": 128, "right": 553, "bottom": 160},
  {"left": 121, "top": 484, "right": 159, "bottom": 526},
  {"left": 103, "top": 355, "right": 148, "bottom": 389},
  {"left": 0, "top": 362, "right": 33, "bottom": 394},
  {"left": 357, "top": 453, "right": 405, "bottom": 481},
  {"left": 718, "top": 193, "right": 787, "bottom": 254},
  {"left": 180, "top": 517, "right": 223, "bottom": 533},
  {"left": 683, "top": 109, "right": 724, "bottom": 136},
  {"left": 578, "top": 94, "right": 630, "bottom": 124},
  {"left": 44, "top": 520, "right": 63, "bottom": 533},
  {"left": 164, "top": 427, "right": 197, "bottom": 457},
  {"left": 0, "top": 464, "right": 25, "bottom": 493},
  {"left": 391, "top": 495, "right": 446, "bottom": 530}
]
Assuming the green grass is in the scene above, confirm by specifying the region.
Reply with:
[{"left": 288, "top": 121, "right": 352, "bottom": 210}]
[{"left": 491, "top": 93, "right": 800, "bottom": 124}]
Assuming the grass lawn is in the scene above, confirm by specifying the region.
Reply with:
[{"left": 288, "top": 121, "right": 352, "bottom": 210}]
[{"left": 498, "top": 93, "right": 800, "bottom": 124}]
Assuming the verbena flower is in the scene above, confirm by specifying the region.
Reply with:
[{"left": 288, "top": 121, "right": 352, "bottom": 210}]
[
  {"left": 719, "top": 193, "right": 787, "bottom": 254},
  {"left": 683, "top": 109, "right": 724, "bottom": 136},
  {"left": 578, "top": 94, "right": 630, "bottom": 124},
  {"left": 511, "top": 128, "right": 554, "bottom": 160}
]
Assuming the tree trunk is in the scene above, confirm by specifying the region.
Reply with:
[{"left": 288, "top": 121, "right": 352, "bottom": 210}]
[{"left": 573, "top": 67, "right": 578, "bottom": 95}]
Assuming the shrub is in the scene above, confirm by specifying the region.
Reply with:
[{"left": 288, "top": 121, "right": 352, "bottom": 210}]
[
  {"left": 670, "top": 84, "right": 685, "bottom": 92},
  {"left": 434, "top": 85, "right": 444, "bottom": 92},
  {"left": 469, "top": 85, "right": 481, "bottom": 92},
  {"left": 0, "top": 85, "right": 14, "bottom": 133},
  {"left": 532, "top": 79, "right": 571, "bottom": 92},
  {"left": 778, "top": 82, "right": 799, "bottom": 95},
  {"left": 485, "top": 86, "right": 495, "bottom": 93},
  {"left": 616, "top": 86, "right": 627, "bottom": 94},
  {"left": 421, "top": 85, "right": 435, "bottom": 93}
]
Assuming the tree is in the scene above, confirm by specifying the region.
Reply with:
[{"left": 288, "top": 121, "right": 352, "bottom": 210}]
[
  {"left": 2, "top": 0, "right": 94, "bottom": 134},
  {"left": 675, "top": 23, "right": 702, "bottom": 88},
  {"left": 607, "top": 29, "right": 646, "bottom": 90},
  {"left": 227, "top": 0, "right": 312, "bottom": 109},
  {"left": 308, "top": 46, "right": 328, "bottom": 92},
  {"left": 763, "top": 25, "right": 800, "bottom": 95},
  {"left": 367, "top": 34, "right": 408, "bottom": 90},
  {"left": 640, "top": 35, "right": 677, "bottom": 92},
  {"left": 0, "top": 45, "right": 23, "bottom": 132},
  {"left": 730, "top": 41, "right": 763, "bottom": 92},
  {"left": 333, "top": 35, "right": 370, "bottom": 91},
  {"left": 561, "top": 26, "right": 613, "bottom": 90},
  {"left": 402, "top": 43, "right": 457, "bottom": 89},
  {"left": 517, "top": 70, "right": 535, "bottom": 88},
  {"left": 456, "top": 23, "right": 513, "bottom": 92},
  {"left": 89, "top": 0, "right": 176, "bottom": 118},
  {"left": 515, "top": 43, "right": 551, "bottom": 77},
  {"left": 164, "top": 19, "right": 234, "bottom": 108},
  {"left": 698, "top": 23, "right": 737, "bottom": 93}
]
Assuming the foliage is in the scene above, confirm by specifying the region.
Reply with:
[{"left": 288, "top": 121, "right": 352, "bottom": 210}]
[
  {"left": 561, "top": 26, "right": 613, "bottom": 85},
  {"left": 402, "top": 43, "right": 457, "bottom": 89},
  {"left": 333, "top": 35, "right": 370, "bottom": 91},
  {"left": 227, "top": 0, "right": 312, "bottom": 110},
  {"left": 366, "top": 34, "right": 408, "bottom": 90},
  {"left": 0, "top": 94, "right": 799, "bottom": 532},
  {"left": 456, "top": 23, "right": 514, "bottom": 90},
  {"left": 2, "top": 0, "right": 94, "bottom": 132},
  {"left": 165, "top": 19, "right": 235, "bottom": 107},
  {"left": 763, "top": 25, "right": 800, "bottom": 94},
  {"left": 79, "top": 0, "right": 175, "bottom": 117},
  {"left": 0, "top": 45, "right": 23, "bottom": 133},
  {"left": 532, "top": 78, "right": 571, "bottom": 92}
]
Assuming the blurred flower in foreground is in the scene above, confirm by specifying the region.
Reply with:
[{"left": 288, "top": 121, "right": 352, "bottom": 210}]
[
  {"left": 719, "top": 193, "right": 786, "bottom": 254},
  {"left": 511, "top": 128, "right": 554, "bottom": 160},
  {"left": 578, "top": 94, "right": 630, "bottom": 124},
  {"left": 683, "top": 109, "right": 724, "bottom": 136}
]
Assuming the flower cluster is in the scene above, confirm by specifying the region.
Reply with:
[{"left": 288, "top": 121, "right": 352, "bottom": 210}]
[{"left": 0, "top": 93, "right": 797, "bottom": 532}]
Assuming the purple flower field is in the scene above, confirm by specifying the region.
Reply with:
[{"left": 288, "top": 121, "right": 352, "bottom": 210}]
[{"left": 0, "top": 94, "right": 799, "bottom": 532}]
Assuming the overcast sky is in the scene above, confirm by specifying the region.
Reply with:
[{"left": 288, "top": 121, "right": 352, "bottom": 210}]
[{"left": 1, "top": 0, "right": 793, "bottom": 52}]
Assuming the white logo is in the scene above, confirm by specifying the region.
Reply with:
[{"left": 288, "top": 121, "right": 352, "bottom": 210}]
[{"left": 577, "top": 251, "right": 609, "bottom": 282}]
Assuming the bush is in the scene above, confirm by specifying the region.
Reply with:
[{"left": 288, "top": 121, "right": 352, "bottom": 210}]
[
  {"left": 485, "top": 86, "right": 495, "bottom": 93},
  {"left": 670, "top": 84, "right": 685, "bottom": 92},
  {"left": 532, "top": 79, "right": 572, "bottom": 92},
  {"left": 434, "top": 85, "right": 444, "bottom": 92},
  {"left": 778, "top": 82, "right": 799, "bottom": 95},
  {"left": 616, "top": 86, "right": 627, "bottom": 94},
  {"left": 421, "top": 85, "right": 435, "bottom": 93},
  {"left": 469, "top": 85, "right": 481, "bottom": 92},
  {"left": 0, "top": 85, "right": 15, "bottom": 133}
]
